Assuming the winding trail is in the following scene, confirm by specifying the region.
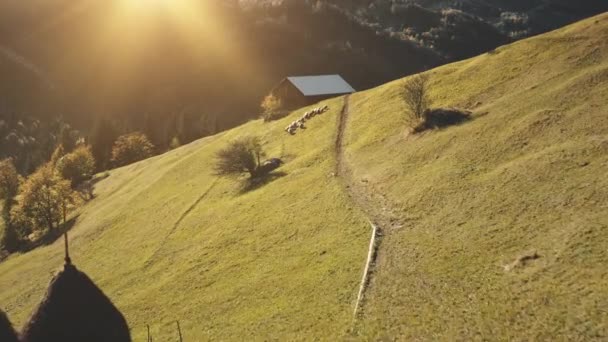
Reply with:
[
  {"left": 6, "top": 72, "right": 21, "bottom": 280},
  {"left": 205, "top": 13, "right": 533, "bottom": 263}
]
[
  {"left": 144, "top": 179, "right": 219, "bottom": 267},
  {"left": 334, "top": 95, "right": 403, "bottom": 319},
  {"left": 335, "top": 95, "right": 350, "bottom": 176}
]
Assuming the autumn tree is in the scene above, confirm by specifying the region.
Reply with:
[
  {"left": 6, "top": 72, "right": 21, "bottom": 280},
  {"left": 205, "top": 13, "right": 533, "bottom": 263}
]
[
  {"left": 56, "top": 145, "right": 96, "bottom": 187},
  {"left": 49, "top": 144, "right": 66, "bottom": 166},
  {"left": 0, "top": 159, "right": 20, "bottom": 251},
  {"left": 12, "top": 164, "right": 76, "bottom": 233},
  {"left": 402, "top": 73, "right": 432, "bottom": 123},
  {"left": 260, "top": 94, "right": 285, "bottom": 122},
  {"left": 110, "top": 132, "right": 155, "bottom": 168},
  {"left": 215, "top": 136, "right": 266, "bottom": 178}
]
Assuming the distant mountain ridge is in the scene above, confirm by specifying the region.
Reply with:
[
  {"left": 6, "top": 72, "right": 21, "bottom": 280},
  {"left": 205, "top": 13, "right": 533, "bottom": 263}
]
[
  {"left": 0, "top": 0, "right": 440, "bottom": 157},
  {"left": 316, "top": 0, "right": 608, "bottom": 36},
  {"left": 0, "top": 0, "right": 606, "bottom": 171}
]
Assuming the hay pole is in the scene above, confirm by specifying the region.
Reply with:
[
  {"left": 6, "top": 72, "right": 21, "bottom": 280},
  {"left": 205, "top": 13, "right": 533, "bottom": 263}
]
[
  {"left": 353, "top": 221, "right": 379, "bottom": 318},
  {"left": 147, "top": 324, "right": 152, "bottom": 342},
  {"left": 63, "top": 232, "right": 71, "bottom": 265},
  {"left": 176, "top": 320, "right": 183, "bottom": 342}
]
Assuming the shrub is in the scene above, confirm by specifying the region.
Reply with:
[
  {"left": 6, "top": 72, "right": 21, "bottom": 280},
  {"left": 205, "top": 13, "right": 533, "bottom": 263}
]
[
  {"left": 215, "top": 136, "right": 266, "bottom": 178},
  {"left": 261, "top": 94, "right": 287, "bottom": 122},
  {"left": 110, "top": 132, "right": 155, "bottom": 167},
  {"left": 403, "top": 73, "right": 432, "bottom": 125},
  {"left": 169, "top": 136, "right": 181, "bottom": 150},
  {"left": 56, "top": 145, "right": 96, "bottom": 187}
]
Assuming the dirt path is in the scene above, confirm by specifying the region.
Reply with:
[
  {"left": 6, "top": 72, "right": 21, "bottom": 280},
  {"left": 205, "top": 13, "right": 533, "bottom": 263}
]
[
  {"left": 144, "top": 179, "right": 219, "bottom": 267},
  {"left": 335, "top": 95, "right": 403, "bottom": 319},
  {"left": 335, "top": 95, "right": 350, "bottom": 176},
  {"left": 335, "top": 96, "right": 401, "bottom": 223}
]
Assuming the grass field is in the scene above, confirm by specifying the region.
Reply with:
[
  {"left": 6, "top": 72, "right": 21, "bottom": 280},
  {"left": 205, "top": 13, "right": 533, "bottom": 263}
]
[
  {"left": 0, "top": 98, "right": 372, "bottom": 340},
  {"left": 1, "top": 12, "right": 607, "bottom": 341},
  {"left": 344, "top": 13, "right": 608, "bottom": 339}
]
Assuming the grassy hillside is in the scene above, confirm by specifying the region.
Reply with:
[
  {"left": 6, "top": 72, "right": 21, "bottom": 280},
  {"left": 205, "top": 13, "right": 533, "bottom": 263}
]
[
  {"left": 1, "top": 12, "right": 607, "bottom": 340},
  {"left": 344, "top": 12, "right": 608, "bottom": 339},
  {"left": 0, "top": 98, "right": 371, "bottom": 340}
]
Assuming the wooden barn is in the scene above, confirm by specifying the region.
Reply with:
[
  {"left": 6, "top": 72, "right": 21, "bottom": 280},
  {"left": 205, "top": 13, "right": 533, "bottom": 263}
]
[{"left": 270, "top": 75, "right": 356, "bottom": 109}]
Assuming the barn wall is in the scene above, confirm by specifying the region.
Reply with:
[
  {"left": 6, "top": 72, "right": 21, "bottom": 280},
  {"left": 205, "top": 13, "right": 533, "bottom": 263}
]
[
  {"left": 305, "top": 94, "right": 349, "bottom": 105},
  {"left": 271, "top": 81, "right": 308, "bottom": 110}
]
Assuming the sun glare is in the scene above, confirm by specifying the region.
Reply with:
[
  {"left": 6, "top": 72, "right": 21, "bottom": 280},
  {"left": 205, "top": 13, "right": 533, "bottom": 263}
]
[
  {"left": 80, "top": 0, "right": 260, "bottom": 93},
  {"left": 124, "top": 0, "right": 173, "bottom": 10}
]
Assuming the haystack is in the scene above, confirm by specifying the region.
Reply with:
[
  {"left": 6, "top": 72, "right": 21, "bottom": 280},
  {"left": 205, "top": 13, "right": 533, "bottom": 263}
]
[
  {"left": 0, "top": 310, "right": 20, "bottom": 342},
  {"left": 21, "top": 262, "right": 131, "bottom": 342}
]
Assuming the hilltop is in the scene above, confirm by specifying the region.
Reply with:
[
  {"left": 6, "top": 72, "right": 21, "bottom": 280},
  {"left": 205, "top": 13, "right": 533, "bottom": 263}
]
[{"left": 1, "top": 12, "right": 607, "bottom": 340}]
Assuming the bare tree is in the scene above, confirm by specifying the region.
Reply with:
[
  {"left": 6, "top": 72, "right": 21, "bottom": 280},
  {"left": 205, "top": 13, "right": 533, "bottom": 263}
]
[
  {"left": 402, "top": 73, "right": 432, "bottom": 122},
  {"left": 214, "top": 136, "right": 266, "bottom": 178}
]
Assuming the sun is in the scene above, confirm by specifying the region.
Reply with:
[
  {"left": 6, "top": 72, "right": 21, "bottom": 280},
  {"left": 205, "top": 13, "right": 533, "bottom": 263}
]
[
  {"left": 128, "top": 0, "right": 172, "bottom": 6},
  {"left": 120, "top": 0, "right": 176, "bottom": 13}
]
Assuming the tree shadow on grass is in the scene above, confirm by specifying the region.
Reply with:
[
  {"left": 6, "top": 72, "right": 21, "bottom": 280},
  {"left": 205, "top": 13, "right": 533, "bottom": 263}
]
[
  {"left": 76, "top": 172, "right": 111, "bottom": 201},
  {"left": 414, "top": 108, "right": 472, "bottom": 133},
  {"left": 239, "top": 171, "right": 288, "bottom": 194},
  {"left": 20, "top": 216, "right": 80, "bottom": 253}
]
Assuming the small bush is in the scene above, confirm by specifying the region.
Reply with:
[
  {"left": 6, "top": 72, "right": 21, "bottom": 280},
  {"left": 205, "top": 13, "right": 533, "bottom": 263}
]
[
  {"left": 215, "top": 136, "right": 266, "bottom": 179},
  {"left": 261, "top": 94, "right": 288, "bottom": 122},
  {"left": 169, "top": 136, "right": 181, "bottom": 150}
]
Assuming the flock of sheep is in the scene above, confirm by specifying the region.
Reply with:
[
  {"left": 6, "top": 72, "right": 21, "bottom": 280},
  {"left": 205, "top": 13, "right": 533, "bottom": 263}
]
[{"left": 284, "top": 105, "right": 329, "bottom": 135}]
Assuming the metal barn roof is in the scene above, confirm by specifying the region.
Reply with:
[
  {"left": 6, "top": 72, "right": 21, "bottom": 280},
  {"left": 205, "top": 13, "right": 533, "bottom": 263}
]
[{"left": 286, "top": 75, "right": 356, "bottom": 97}]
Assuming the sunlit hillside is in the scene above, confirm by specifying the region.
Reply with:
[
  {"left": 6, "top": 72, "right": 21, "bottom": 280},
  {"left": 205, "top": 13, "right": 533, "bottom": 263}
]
[
  {"left": 0, "top": 96, "right": 372, "bottom": 340},
  {"left": 1, "top": 12, "right": 607, "bottom": 340},
  {"left": 345, "top": 12, "right": 608, "bottom": 339}
]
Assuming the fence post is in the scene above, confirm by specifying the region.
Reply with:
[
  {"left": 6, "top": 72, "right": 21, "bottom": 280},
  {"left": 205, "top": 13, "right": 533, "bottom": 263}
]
[{"left": 176, "top": 321, "right": 183, "bottom": 342}]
